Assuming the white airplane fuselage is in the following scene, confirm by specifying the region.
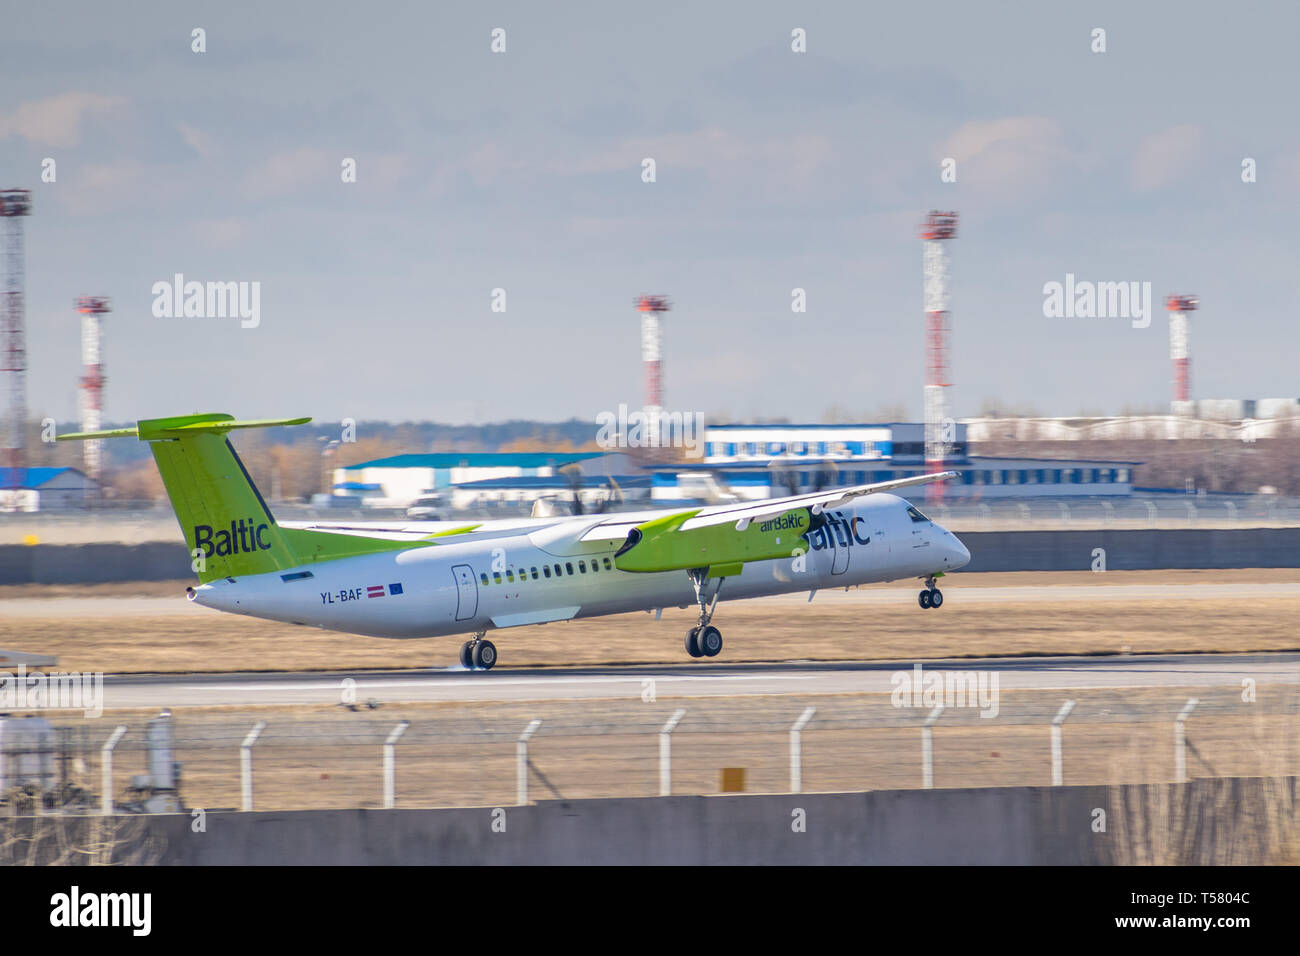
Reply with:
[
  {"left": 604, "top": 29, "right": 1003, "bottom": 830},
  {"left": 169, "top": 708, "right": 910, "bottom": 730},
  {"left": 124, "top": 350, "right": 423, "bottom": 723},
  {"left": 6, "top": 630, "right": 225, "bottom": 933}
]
[{"left": 189, "top": 493, "right": 970, "bottom": 640}]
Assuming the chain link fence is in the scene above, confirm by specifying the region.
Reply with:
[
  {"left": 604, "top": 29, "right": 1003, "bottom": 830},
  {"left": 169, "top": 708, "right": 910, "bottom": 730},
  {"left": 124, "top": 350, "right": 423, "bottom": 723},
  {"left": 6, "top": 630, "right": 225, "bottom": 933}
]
[{"left": 4, "top": 683, "right": 1297, "bottom": 814}]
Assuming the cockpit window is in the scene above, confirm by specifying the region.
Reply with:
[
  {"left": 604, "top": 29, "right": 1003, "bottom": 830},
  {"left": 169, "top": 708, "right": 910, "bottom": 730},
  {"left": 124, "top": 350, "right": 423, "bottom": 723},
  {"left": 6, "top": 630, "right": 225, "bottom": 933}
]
[{"left": 907, "top": 505, "right": 930, "bottom": 523}]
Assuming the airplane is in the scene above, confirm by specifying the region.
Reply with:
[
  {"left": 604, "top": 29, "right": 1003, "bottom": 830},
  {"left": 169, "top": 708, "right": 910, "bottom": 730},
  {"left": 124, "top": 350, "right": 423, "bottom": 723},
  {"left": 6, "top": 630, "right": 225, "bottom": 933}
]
[{"left": 60, "top": 413, "right": 971, "bottom": 670}]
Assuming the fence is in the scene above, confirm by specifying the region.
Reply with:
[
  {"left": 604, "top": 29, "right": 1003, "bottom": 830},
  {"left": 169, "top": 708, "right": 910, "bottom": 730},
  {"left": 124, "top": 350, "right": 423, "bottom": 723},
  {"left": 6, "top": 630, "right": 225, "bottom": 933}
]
[{"left": 5, "top": 682, "right": 1297, "bottom": 815}]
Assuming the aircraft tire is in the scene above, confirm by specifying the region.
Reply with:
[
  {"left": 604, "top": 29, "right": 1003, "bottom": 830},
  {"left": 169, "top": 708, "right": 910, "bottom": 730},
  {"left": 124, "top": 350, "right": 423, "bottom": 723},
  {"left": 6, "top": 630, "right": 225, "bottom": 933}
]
[
  {"left": 699, "top": 625, "right": 723, "bottom": 657},
  {"left": 929, "top": 589, "right": 943, "bottom": 608},
  {"left": 472, "top": 640, "right": 498, "bottom": 670},
  {"left": 918, "top": 590, "right": 932, "bottom": 609},
  {"left": 459, "top": 641, "right": 474, "bottom": 668},
  {"left": 685, "top": 627, "right": 704, "bottom": 658}
]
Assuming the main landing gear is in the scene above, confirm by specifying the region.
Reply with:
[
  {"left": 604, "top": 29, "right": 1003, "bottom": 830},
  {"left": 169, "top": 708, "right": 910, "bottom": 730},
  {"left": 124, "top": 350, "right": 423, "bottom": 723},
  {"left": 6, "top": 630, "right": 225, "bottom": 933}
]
[
  {"left": 459, "top": 631, "right": 498, "bottom": 670},
  {"left": 917, "top": 575, "right": 944, "bottom": 610},
  {"left": 684, "top": 569, "right": 724, "bottom": 659}
]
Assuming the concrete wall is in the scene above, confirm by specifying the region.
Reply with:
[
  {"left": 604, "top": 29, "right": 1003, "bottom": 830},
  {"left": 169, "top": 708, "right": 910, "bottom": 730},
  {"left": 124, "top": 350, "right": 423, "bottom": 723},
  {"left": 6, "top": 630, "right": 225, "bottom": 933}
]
[
  {"left": 5, "top": 776, "right": 1290, "bottom": 865},
  {"left": 4, "top": 528, "right": 1300, "bottom": 584},
  {"left": 958, "top": 528, "right": 1300, "bottom": 572},
  {"left": 0, "top": 542, "right": 191, "bottom": 584}
]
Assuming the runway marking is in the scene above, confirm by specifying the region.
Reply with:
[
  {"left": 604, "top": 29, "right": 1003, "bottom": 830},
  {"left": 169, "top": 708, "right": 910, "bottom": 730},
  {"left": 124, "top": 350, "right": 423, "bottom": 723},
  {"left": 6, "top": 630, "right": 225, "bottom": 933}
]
[{"left": 177, "top": 674, "right": 817, "bottom": 692}]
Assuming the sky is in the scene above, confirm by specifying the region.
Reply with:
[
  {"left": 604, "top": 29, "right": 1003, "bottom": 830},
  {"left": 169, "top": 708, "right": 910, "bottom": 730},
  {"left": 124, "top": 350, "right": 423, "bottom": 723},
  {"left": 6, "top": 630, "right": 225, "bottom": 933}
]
[{"left": 3, "top": 0, "right": 1298, "bottom": 427}]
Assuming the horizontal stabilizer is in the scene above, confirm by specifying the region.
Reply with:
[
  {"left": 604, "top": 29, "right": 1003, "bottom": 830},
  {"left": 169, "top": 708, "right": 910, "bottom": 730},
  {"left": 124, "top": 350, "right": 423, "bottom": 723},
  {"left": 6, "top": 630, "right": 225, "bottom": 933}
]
[
  {"left": 56, "top": 426, "right": 140, "bottom": 441},
  {"left": 58, "top": 414, "right": 311, "bottom": 442}
]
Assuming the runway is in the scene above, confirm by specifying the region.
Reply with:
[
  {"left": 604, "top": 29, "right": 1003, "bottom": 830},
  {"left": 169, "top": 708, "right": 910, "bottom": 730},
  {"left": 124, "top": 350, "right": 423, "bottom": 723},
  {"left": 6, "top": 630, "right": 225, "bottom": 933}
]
[{"left": 87, "top": 652, "right": 1300, "bottom": 709}]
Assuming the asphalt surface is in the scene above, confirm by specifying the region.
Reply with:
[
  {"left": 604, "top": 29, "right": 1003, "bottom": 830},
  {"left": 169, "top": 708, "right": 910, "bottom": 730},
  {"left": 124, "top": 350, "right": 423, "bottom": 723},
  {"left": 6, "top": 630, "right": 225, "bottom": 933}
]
[{"left": 78, "top": 652, "right": 1300, "bottom": 708}]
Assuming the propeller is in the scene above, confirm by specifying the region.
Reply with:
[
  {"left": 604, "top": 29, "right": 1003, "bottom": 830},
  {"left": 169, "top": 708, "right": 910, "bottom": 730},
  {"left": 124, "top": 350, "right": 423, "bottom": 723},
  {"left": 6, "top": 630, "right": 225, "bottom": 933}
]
[
  {"left": 767, "top": 459, "right": 837, "bottom": 495},
  {"left": 558, "top": 463, "right": 586, "bottom": 515},
  {"left": 595, "top": 475, "right": 625, "bottom": 514},
  {"left": 556, "top": 464, "right": 625, "bottom": 515},
  {"left": 767, "top": 459, "right": 801, "bottom": 498},
  {"left": 812, "top": 460, "right": 838, "bottom": 493}
]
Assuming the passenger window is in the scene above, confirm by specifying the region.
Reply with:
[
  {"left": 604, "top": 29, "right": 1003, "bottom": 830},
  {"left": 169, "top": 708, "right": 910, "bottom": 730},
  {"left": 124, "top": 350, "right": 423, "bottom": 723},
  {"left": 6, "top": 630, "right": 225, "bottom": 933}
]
[
  {"left": 507, "top": 570, "right": 515, "bottom": 582},
  {"left": 579, "top": 561, "right": 587, "bottom": 573},
  {"left": 603, "top": 558, "right": 612, "bottom": 570},
  {"left": 554, "top": 564, "right": 562, "bottom": 576},
  {"left": 543, "top": 566, "right": 551, "bottom": 578},
  {"left": 530, "top": 567, "right": 538, "bottom": 579},
  {"left": 590, "top": 560, "right": 598, "bottom": 573},
  {"left": 480, "top": 573, "right": 488, "bottom": 585},
  {"left": 493, "top": 572, "right": 502, "bottom": 584},
  {"left": 565, "top": 562, "right": 574, "bottom": 575}
]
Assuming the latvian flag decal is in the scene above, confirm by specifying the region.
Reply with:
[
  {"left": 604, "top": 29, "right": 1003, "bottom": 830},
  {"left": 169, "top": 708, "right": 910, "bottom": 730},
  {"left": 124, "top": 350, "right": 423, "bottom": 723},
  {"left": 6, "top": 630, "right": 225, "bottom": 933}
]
[{"left": 368, "top": 583, "right": 404, "bottom": 598}]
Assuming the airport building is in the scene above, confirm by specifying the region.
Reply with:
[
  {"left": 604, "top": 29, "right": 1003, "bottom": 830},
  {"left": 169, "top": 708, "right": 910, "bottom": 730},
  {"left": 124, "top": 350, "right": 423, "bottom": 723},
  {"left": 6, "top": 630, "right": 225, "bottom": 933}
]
[
  {"left": 0, "top": 466, "right": 96, "bottom": 512},
  {"left": 332, "top": 451, "right": 647, "bottom": 511},
  {"left": 646, "top": 422, "right": 1136, "bottom": 504},
  {"left": 964, "top": 401, "right": 1300, "bottom": 443},
  {"left": 331, "top": 424, "right": 1137, "bottom": 512}
]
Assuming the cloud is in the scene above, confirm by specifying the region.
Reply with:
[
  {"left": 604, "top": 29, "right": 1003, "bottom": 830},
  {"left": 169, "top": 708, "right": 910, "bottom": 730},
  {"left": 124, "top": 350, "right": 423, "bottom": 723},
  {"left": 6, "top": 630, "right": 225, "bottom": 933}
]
[
  {"left": 940, "top": 116, "right": 1075, "bottom": 197},
  {"left": 0, "top": 91, "right": 126, "bottom": 147},
  {"left": 242, "top": 148, "right": 410, "bottom": 197},
  {"left": 574, "top": 127, "right": 835, "bottom": 185},
  {"left": 194, "top": 217, "right": 246, "bottom": 246},
  {"left": 177, "top": 123, "right": 217, "bottom": 158},
  {"left": 55, "top": 161, "right": 148, "bottom": 214},
  {"left": 1130, "top": 124, "right": 1203, "bottom": 191},
  {"left": 242, "top": 147, "right": 336, "bottom": 198}
]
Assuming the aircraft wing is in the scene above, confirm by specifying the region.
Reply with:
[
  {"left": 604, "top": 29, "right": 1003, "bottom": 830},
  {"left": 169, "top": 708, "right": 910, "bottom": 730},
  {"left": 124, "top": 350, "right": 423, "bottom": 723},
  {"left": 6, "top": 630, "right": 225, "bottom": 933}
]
[
  {"left": 681, "top": 471, "right": 958, "bottom": 531},
  {"left": 605, "top": 471, "right": 957, "bottom": 574}
]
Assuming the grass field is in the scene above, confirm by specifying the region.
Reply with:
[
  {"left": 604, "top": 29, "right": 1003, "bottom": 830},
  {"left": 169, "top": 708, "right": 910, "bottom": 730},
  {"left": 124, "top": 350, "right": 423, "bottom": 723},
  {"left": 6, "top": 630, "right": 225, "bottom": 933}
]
[{"left": 2, "top": 569, "right": 1299, "bottom": 674}]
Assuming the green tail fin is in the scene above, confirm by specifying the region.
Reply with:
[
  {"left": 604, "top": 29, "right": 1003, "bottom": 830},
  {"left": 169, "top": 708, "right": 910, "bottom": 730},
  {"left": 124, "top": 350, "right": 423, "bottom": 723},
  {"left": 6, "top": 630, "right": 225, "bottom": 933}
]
[
  {"left": 61, "top": 413, "right": 426, "bottom": 582},
  {"left": 62, "top": 414, "right": 308, "bottom": 582}
]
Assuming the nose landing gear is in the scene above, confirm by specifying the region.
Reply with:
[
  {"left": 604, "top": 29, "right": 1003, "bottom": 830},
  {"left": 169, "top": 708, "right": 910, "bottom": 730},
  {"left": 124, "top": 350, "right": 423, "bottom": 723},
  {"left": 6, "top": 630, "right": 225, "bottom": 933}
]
[{"left": 918, "top": 575, "right": 944, "bottom": 610}]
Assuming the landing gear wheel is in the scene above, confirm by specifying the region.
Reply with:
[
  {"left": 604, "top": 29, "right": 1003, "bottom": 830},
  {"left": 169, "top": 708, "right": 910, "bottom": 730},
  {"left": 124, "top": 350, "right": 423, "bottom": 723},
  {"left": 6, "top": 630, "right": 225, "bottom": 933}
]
[
  {"left": 918, "top": 589, "right": 932, "bottom": 609},
  {"left": 929, "top": 588, "right": 943, "bottom": 608},
  {"left": 472, "top": 640, "right": 497, "bottom": 670},
  {"left": 698, "top": 625, "right": 723, "bottom": 657},
  {"left": 458, "top": 641, "right": 474, "bottom": 668},
  {"left": 685, "top": 627, "right": 704, "bottom": 658}
]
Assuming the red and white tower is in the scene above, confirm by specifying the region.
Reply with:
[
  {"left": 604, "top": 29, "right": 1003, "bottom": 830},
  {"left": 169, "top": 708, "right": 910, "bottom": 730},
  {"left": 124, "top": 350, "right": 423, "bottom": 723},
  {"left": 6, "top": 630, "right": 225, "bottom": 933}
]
[
  {"left": 634, "top": 295, "right": 671, "bottom": 455},
  {"left": 1166, "top": 294, "right": 1197, "bottom": 416},
  {"left": 920, "top": 211, "right": 958, "bottom": 500},
  {"left": 77, "top": 296, "right": 111, "bottom": 488},
  {"left": 1, "top": 188, "right": 31, "bottom": 487}
]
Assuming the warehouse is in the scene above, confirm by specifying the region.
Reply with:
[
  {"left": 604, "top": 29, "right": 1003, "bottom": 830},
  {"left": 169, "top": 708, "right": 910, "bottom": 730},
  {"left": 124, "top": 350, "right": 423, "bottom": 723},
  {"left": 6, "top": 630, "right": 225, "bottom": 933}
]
[
  {"left": 0, "top": 467, "right": 96, "bottom": 512},
  {"left": 332, "top": 451, "right": 644, "bottom": 509},
  {"left": 647, "top": 423, "right": 1135, "bottom": 503}
]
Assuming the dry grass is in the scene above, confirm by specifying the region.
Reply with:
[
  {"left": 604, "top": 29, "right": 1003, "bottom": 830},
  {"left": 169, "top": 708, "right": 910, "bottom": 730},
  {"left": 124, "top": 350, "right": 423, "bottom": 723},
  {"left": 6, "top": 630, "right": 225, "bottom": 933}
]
[{"left": 4, "top": 579, "right": 1300, "bottom": 675}]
